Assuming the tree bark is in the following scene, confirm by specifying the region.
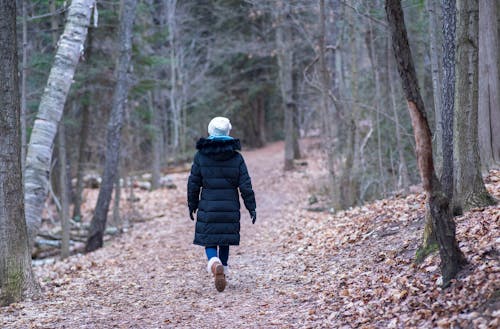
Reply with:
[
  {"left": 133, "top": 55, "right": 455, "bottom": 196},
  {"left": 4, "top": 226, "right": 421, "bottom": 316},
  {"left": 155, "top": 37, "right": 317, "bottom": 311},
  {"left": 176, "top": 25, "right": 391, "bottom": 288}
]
[
  {"left": 73, "top": 29, "right": 94, "bottom": 221},
  {"left": 86, "top": 0, "right": 137, "bottom": 252},
  {"left": 150, "top": 91, "right": 162, "bottom": 190},
  {"left": 24, "top": 0, "right": 94, "bottom": 249},
  {"left": 319, "top": 0, "right": 341, "bottom": 210},
  {"left": 276, "top": 1, "right": 299, "bottom": 171},
  {"left": 0, "top": 0, "right": 40, "bottom": 305},
  {"left": 386, "top": 0, "right": 467, "bottom": 286},
  {"left": 167, "top": 0, "right": 180, "bottom": 152},
  {"left": 112, "top": 166, "right": 121, "bottom": 229},
  {"left": 366, "top": 21, "right": 387, "bottom": 197},
  {"left": 58, "top": 123, "right": 70, "bottom": 259},
  {"left": 20, "top": 0, "right": 28, "bottom": 173},
  {"left": 387, "top": 39, "right": 410, "bottom": 191},
  {"left": 441, "top": 0, "right": 456, "bottom": 201},
  {"left": 478, "top": 0, "right": 500, "bottom": 168},
  {"left": 73, "top": 102, "right": 91, "bottom": 221},
  {"left": 453, "top": 0, "right": 496, "bottom": 214},
  {"left": 417, "top": 0, "right": 457, "bottom": 261},
  {"left": 427, "top": 0, "right": 443, "bottom": 174}
]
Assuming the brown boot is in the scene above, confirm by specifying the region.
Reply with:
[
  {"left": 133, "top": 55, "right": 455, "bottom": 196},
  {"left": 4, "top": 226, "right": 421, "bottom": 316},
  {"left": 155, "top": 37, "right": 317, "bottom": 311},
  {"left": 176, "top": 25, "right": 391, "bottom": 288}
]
[{"left": 207, "top": 257, "right": 226, "bottom": 292}]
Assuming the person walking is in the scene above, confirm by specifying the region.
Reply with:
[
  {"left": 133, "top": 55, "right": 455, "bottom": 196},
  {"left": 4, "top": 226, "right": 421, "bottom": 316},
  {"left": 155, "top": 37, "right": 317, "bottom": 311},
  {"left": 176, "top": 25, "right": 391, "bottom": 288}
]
[{"left": 187, "top": 117, "right": 257, "bottom": 292}]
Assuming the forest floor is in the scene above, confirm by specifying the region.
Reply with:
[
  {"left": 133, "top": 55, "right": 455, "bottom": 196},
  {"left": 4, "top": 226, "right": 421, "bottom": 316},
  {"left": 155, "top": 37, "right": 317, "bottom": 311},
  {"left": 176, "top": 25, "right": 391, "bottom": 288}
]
[{"left": 1, "top": 140, "right": 499, "bottom": 329}]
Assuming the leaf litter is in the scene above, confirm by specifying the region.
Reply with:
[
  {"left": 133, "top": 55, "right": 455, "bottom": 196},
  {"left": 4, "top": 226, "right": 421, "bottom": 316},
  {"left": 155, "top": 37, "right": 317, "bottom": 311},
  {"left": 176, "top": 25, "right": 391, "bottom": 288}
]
[{"left": 1, "top": 140, "right": 498, "bottom": 328}]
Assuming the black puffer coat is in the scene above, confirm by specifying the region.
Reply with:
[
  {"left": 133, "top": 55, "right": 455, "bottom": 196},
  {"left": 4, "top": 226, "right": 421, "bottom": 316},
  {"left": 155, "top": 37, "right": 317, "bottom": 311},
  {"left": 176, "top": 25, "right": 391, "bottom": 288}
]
[{"left": 187, "top": 138, "right": 256, "bottom": 246}]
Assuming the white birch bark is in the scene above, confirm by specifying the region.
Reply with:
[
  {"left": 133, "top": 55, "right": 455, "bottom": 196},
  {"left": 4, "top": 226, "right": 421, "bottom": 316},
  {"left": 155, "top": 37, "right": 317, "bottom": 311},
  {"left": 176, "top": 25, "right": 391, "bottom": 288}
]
[{"left": 24, "top": 0, "right": 94, "bottom": 248}]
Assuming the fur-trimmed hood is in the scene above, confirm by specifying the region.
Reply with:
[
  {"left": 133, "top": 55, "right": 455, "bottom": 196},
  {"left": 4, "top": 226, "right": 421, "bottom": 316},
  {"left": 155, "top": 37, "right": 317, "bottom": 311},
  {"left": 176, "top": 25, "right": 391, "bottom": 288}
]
[{"left": 196, "top": 138, "right": 241, "bottom": 161}]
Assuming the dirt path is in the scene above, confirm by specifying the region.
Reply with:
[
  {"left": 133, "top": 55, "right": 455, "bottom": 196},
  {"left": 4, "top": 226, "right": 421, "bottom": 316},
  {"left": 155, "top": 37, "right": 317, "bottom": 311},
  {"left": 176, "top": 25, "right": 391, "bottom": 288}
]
[
  {"left": 2, "top": 141, "right": 498, "bottom": 328},
  {"left": 1, "top": 141, "right": 316, "bottom": 328}
]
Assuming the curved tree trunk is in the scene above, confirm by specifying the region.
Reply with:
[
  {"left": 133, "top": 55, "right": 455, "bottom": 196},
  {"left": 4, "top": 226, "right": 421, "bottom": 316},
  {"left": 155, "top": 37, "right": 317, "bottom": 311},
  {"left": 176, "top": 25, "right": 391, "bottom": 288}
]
[
  {"left": 453, "top": 0, "right": 496, "bottom": 214},
  {"left": 24, "top": 0, "right": 94, "bottom": 248},
  {"left": 386, "top": 0, "right": 467, "bottom": 286},
  {"left": 86, "top": 0, "right": 137, "bottom": 252},
  {"left": 0, "top": 0, "right": 40, "bottom": 305}
]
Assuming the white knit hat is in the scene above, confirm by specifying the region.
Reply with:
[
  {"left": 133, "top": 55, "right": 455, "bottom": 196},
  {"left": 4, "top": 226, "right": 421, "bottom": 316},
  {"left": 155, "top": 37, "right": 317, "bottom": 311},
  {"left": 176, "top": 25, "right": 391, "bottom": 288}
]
[{"left": 208, "top": 117, "right": 232, "bottom": 136}]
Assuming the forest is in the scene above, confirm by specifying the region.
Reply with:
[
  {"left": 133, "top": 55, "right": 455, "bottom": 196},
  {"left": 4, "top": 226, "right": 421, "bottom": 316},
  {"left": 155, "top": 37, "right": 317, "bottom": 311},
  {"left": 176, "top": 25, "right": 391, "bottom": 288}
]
[{"left": 0, "top": 0, "right": 499, "bottom": 327}]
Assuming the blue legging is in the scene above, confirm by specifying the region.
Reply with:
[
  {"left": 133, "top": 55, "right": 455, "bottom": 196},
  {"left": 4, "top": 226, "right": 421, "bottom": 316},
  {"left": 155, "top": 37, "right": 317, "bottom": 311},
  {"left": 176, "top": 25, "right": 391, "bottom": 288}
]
[{"left": 205, "top": 246, "right": 229, "bottom": 266}]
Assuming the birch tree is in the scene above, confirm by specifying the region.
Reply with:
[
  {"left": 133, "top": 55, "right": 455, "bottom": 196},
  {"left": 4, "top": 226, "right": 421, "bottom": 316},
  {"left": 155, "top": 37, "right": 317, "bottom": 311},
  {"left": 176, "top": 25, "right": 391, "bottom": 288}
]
[
  {"left": 86, "top": 0, "right": 138, "bottom": 252},
  {"left": 0, "top": 0, "right": 39, "bottom": 305},
  {"left": 24, "top": 0, "right": 94, "bottom": 248}
]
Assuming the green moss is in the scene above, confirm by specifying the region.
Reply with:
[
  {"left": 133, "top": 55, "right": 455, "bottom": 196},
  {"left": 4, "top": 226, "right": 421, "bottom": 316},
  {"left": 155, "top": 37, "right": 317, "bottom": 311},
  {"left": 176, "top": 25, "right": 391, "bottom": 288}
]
[
  {"left": 0, "top": 263, "right": 24, "bottom": 306},
  {"left": 415, "top": 242, "right": 439, "bottom": 264}
]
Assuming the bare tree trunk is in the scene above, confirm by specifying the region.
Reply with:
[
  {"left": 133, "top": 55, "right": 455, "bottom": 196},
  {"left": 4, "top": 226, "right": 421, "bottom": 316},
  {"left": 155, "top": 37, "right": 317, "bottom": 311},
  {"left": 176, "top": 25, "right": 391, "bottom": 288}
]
[
  {"left": 276, "top": 1, "right": 298, "bottom": 171},
  {"left": 20, "top": 0, "right": 28, "bottom": 173},
  {"left": 112, "top": 166, "right": 121, "bottom": 229},
  {"left": 292, "top": 70, "right": 301, "bottom": 159},
  {"left": 386, "top": 0, "right": 467, "bottom": 286},
  {"left": 366, "top": 21, "right": 387, "bottom": 197},
  {"left": 0, "top": 0, "right": 40, "bottom": 305},
  {"left": 86, "top": 0, "right": 137, "bottom": 252},
  {"left": 427, "top": 0, "right": 443, "bottom": 174},
  {"left": 150, "top": 91, "right": 162, "bottom": 190},
  {"left": 453, "top": 0, "right": 496, "bottom": 214},
  {"left": 73, "top": 101, "right": 91, "bottom": 221},
  {"left": 412, "top": 0, "right": 446, "bottom": 260},
  {"left": 167, "top": 0, "right": 180, "bottom": 151},
  {"left": 343, "top": 10, "right": 363, "bottom": 207},
  {"left": 58, "top": 123, "right": 70, "bottom": 259},
  {"left": 257, "top": 104, "right": 267, "bottom": 147},
  {"left": 73, "top": 29, "right": 94, "bottom": 221},
  {"left": 24, "top": 0, "right": 94, "bottom": 248},
  {"left": 478, "top": 0, "right": 500, "bottom": 168},
  {"left": 441, "top": 0, "right": 456, "bottom": 201},
  {"left": 319, "top": 0, "right": 341, "bottom": 210},
  {"left": 417, "top": 0, "right": 460, "bottom": 263},
  {"left": 387, "top": 39, "right": 410, "bottom": 191}
]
